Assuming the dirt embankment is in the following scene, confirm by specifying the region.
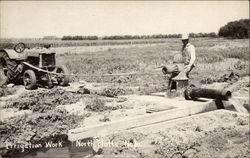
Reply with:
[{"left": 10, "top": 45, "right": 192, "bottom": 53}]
[
  {"left": 0, "top": 84, "right": 131, "bottom": 157},
  {"left": 0, "top": 88, "right": 87, "bottom": 157}
]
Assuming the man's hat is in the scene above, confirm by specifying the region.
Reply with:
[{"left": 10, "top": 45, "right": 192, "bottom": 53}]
[{"left": 181, "top": 33, "right": 189, "bottom": 40}]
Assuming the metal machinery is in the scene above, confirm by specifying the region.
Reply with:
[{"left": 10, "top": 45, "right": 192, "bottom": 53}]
[
  {"left": 0, "top": 43, "right": 70, "bottom": 89},
  {"left": 162, "top": 54, "right": 189, "bottom": 97},
  {"left": 161, "top": 54, "right": 232, "bottom": 100}
]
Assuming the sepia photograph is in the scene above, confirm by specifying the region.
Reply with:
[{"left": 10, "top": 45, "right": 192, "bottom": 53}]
[{"left": 0, "top": 1, "right": 249, "bottom": 158}]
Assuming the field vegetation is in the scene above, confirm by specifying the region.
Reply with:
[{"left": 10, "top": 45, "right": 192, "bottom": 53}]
[
  {"left": 0, "top": 37, "right": 248, "bottom": 94},
  {"left": 0, "top": 38, "right": 168, "bottom": 49},
  {"left": 54, "top": 38, "right": 249, "bottom": 94}
]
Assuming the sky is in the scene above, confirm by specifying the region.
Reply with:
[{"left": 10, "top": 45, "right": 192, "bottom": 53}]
[{"left": 0, "top": 1, "right": 249, "bottom": 38}]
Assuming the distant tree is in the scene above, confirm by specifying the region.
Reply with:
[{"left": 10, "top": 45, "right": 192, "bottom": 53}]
[
  {"left": 62, "top": 35, "right": 98, "bottom": 40},
  {"left": 43, "top": 36, "right": 60, "bottom": 40},
  {"left": 62, "top": 36, "right": 72, "bottom": 40},
  {"left": 218, "top": 19, "right": 250, "bottom": 39},
  {"left": 208, "top": 32, "right": 217, "bottom": 38},
  {"left": 189, "top": 33, "right": 195, "bottom": 38}
]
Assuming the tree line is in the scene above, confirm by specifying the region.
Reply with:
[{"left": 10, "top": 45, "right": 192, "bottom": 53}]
[
  {"left": 218, "top": 19, "right": 249, "bottom": 39},
  {"left": 61, "top": 36, "right": 98, "bottom": 40},
  {"left": 57, "top": 19, "right": 250, "bottom": 40},
  {"left": 61, "top": 32, "right": 218, "bottom": 40}
]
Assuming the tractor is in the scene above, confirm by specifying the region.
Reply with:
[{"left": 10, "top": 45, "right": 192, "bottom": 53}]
[{"left": 0, "top": 43, "right": 70, "bottom": 89}]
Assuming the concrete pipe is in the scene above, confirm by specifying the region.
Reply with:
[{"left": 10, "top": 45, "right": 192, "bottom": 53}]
[{"left": 184, "top": 87, "right": 232, "bottom": 101}]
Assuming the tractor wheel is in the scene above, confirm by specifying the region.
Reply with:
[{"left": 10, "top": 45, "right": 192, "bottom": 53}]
[
  {"left": 0, "top": 68, "right": 8, "bottom": 87},
  {"left": 23, "top": 70, "right": 37, "bottom": 90},
  {"left": 56, "top": 65, "right": 69, "bottom": 86},
  {"left": 0, "top": 50, "right": 18, "bottom": 85}
]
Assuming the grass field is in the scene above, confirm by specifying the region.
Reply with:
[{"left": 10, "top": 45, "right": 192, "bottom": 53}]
[
  {"left": 1, "top": 37, "right": 249, "bottom": 94},
  {"left": 52, "top": 38, "right": 249, "bottom": 94}
]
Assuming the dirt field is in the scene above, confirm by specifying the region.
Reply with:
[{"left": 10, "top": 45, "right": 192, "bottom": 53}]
[
  {"left": 0, "top": 38, "right": 249, "bottom": 158},
  {"left": 96, "top": 110, "right": 249, "bottom": 158}
]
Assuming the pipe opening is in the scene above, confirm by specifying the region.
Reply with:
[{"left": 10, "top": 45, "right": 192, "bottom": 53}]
[{"left": 225, "top": 91, "right": 232, "bottom": 99}]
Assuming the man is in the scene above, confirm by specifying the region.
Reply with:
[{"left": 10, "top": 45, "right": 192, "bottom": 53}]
[
  {"left": 167, "top": 33, "right": 196, "bottom": 90},
  {"left": 181, "top": 33, "right": 196, "bottom": 77}
]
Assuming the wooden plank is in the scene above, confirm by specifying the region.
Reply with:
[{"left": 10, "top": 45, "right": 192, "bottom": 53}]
[
  {"left": 146, "top": 105, "right": 175, "bottom": 113},
  {"left": 228, "top": 97, "right": 249, "bottom": 113},
  {"left": 68, "top": 99, "right": 220, "bottom": 141},
  {"left": 130, "top": 109, "right": 249, "bottom": 134}
]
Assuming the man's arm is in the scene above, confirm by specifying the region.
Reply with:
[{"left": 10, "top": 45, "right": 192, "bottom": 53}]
[{"left": 188, "top": 45, "right": 196, "bottom": 67}]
